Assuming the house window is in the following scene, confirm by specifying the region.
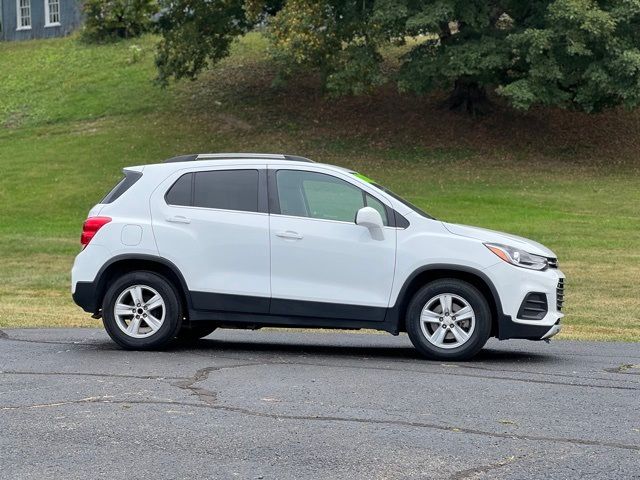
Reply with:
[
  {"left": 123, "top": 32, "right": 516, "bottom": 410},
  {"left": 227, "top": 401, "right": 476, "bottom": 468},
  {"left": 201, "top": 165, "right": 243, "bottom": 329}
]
[
  {"left": 45, "top": 0, "right": 61, "bottom": 26},
  {"left": 16, "top": 0, "right": 31, "bottom": 29}
]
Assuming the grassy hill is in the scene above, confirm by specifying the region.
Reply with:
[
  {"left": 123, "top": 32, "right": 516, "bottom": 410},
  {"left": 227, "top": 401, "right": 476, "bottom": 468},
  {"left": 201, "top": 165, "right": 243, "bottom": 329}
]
[{"left": 1, "top": 33, "right": 639, "bottom": 341}]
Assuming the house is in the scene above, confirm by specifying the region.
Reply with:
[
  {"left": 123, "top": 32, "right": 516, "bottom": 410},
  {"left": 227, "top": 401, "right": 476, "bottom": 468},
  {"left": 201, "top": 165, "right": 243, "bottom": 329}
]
[{"left": 0, "top": 0, "right": 82, "bottom": 41}]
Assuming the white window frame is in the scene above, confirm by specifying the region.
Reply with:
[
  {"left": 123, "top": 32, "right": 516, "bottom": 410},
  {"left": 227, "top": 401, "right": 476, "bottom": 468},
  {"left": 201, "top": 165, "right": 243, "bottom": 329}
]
[
  {"left": 16, "top": 0, "right": 32, "bottom": 30},
  {"left": 44, "top": 0, "right": 61, "bottom": 27}
]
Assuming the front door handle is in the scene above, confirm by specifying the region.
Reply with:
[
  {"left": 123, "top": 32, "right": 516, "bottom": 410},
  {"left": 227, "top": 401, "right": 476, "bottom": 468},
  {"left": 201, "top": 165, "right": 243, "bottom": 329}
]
[
  {"left": 275, "top": 230, "right": 303, "bottom": 240},
  {"left": 166, "top": 215, "right": 191, "bottom": 224}
]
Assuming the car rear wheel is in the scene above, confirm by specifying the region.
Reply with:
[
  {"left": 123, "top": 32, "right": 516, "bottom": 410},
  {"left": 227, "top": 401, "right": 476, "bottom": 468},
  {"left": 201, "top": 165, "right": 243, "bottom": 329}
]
[
  {"left": 406, "top": 279, "right": 491, "bottom": 361},
  {"left": 102, "top": 271, "right": 183, "bottom": 350}
]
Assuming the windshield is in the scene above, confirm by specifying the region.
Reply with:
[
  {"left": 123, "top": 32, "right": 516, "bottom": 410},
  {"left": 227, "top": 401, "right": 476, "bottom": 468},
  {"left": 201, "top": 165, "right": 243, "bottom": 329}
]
[{"left": 351, "top": 172, "right": 435, "bottom": 220}]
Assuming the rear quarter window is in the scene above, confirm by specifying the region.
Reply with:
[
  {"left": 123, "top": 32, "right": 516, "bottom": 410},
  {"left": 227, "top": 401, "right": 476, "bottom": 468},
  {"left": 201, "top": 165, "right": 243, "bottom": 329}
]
[{"left": 101, "top": 171, "right": 142, "bottom": 204}]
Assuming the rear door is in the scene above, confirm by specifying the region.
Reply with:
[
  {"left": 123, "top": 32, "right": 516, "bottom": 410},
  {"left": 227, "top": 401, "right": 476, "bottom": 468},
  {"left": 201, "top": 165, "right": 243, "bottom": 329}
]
[
  {"left": 268, "top": 165, "right": 397, "bottom": 321},
  {"left": 150, "top": 166, "right": 271, "bottom": 313}
]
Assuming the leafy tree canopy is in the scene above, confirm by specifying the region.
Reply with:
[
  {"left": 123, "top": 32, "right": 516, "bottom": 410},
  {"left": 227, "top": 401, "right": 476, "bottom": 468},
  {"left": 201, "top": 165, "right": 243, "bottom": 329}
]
[{"left": 155, "top": 0, "right": 640, "bottom": 113}]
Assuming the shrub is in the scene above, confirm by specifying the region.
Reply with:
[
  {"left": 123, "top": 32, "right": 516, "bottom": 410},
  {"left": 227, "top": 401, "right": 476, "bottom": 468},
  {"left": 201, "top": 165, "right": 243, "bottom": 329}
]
[{"left": 82, "top": 0, "right": 158, "bottom": 42}]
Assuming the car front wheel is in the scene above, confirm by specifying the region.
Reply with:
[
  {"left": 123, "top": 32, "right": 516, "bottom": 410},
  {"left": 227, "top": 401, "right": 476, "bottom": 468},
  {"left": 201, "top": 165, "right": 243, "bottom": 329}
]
[
  {"left": 102, "top": 271, "right": 183, "bottom": 350},
  {"left": 406, "top": 279, "right": 491, "bottom": 361}
]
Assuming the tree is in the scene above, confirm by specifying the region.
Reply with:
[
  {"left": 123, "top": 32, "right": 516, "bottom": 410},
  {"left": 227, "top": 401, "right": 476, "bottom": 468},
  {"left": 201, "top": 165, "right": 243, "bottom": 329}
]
[
  {"left": 82, "top": 0, "right": 158, "bottom": 42},
  {"left": 155, "top": 0, "right": 640, "bottom": 113}
]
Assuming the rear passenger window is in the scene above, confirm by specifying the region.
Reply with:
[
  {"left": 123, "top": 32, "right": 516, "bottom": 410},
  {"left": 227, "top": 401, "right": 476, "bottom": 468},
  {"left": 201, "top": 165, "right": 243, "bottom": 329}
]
[
  {"left": 194, "top": 170, "right": 259, "bottom": 212},
  {"left": 165, "top": 173, "right": 192, "bottom": 206}
]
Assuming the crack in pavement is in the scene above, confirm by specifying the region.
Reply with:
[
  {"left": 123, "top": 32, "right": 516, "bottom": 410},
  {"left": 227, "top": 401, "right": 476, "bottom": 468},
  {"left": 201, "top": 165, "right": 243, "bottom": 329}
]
[
  {"left": 0, "top": 395, "right": 115, "bottom": 410},
  {"left": 2, "top": 396, "right": 638, "bottom": 452},
  {"left": 448, "top": 455, "right": 523, "bottom": 480},
  {"left": 0, "top": 329, "right": 8, "bottom": 339},
  {"left": 604, "top": 364, "right": 640, "bottom": 375},
  {"left": 170, "top": 363, "right": 259, "bottom": 405},
  {"left": 0, "top": 363, "right": 260, "bottom": 409}
]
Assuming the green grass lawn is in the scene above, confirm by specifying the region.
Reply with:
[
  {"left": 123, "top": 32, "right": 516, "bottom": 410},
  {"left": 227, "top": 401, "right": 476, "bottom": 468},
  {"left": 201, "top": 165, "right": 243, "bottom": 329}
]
[{"left": 1, "top": 33, "right": 639, "bottom": 341}]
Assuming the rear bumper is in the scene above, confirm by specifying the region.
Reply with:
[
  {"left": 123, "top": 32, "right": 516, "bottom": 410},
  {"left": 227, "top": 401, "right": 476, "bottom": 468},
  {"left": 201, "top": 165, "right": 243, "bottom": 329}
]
[{"left": 72, "top": 281, "right": 98, "bottom": 313}]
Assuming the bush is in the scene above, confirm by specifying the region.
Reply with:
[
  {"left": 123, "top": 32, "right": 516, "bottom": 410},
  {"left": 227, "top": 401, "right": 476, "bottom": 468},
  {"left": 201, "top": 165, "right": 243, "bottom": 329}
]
[{"left": 82, "top": 0, "right": 158, "bottom": 42}]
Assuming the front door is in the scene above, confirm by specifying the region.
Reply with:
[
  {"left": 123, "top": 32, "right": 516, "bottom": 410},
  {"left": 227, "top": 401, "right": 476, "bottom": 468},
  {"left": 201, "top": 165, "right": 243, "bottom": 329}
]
[{"left": 268, "top": 166, "right": 396, "bottom": 321}]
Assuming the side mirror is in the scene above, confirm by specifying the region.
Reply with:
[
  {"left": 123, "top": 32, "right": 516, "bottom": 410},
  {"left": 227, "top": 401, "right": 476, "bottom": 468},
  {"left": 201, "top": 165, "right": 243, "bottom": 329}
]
[{"left": 356, "top": 207, "right": 384, "bottom": 230}]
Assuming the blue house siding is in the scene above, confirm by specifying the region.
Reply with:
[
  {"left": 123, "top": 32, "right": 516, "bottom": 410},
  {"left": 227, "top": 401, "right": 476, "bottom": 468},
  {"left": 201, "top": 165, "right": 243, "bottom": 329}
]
[{"left": 0, "top": 0, "right": 82, "bottom": 40}]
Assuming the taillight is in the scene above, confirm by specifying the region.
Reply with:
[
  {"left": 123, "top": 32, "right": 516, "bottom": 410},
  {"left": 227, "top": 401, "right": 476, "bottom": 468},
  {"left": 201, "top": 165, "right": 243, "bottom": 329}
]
[{"left": 81, "top": 216, "right": 111, "bottom": 248}]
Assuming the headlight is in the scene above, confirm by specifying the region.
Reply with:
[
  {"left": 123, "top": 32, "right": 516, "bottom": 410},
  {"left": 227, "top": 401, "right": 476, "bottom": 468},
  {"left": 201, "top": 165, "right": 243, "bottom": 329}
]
[{"left": 484, "top": 243, "right": 548, "bottom": 271}]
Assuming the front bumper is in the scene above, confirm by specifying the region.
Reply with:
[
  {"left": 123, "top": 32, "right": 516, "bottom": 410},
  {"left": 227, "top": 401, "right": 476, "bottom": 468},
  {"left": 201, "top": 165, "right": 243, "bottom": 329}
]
[
  {"left": 498, "top": 317, "right": 562, "bottom": 340},
  {"left": 541, "top": 323, "right": 562, "bottom": 340},
  {"left": 484, "top": 261, "right": 565, "bottom": 340}
]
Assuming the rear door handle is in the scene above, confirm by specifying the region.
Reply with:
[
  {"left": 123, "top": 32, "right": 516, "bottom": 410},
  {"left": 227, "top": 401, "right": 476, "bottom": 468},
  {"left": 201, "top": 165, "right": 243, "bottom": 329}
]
[
  {"left": 166, "top": 215, "right": 191, "bottom": 224},
  {"left": 275, "top": 230, "right": 303, "bottom": 240}
]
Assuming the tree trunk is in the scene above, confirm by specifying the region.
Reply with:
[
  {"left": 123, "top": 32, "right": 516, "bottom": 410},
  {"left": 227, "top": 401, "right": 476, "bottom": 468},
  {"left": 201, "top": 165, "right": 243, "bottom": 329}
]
[{"left": 443, "top": 79, "right": 492, "bottom": 115}]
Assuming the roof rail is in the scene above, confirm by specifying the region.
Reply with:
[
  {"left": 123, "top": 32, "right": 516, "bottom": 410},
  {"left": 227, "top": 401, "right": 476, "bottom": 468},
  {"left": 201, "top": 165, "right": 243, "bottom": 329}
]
[
  {"left": 164, "top": 154, "right": 199, "bottom": 163},
  {"left": 163, "top": 153, "right": 314, "bottom": 163},
  {"left": 283, "top": 155, "right": 314, "bottom": 163}
]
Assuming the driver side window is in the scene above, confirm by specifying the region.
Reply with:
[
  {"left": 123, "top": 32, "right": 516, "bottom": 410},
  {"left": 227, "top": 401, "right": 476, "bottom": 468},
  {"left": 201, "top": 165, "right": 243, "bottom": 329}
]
[{"left": 276, "top": 170, "right": 388, "bottom": 225}]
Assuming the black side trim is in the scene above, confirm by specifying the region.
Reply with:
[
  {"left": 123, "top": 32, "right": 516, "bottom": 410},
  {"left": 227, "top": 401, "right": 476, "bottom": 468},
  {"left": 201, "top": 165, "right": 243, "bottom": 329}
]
[
  {"left": 73, "top": 282, "right": 98, "bottom": 313},
  {"left": 191, "top": 291, "right": 270, "bottom": 314},
  {"left": 270, "top": 298, "right": 386, "bottom": 321},
  {"left": 517, "top": 292, "right": 548, "bottom": 320},
  {"left": 188, "top": 310, "right": 397, "bottom": 333},
  {"left": 191, "top": 291, "right": 385, "bottom": 322}
]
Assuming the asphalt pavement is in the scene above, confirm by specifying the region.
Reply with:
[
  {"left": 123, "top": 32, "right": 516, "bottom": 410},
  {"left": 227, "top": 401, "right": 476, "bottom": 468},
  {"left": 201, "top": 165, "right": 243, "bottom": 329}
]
[{"left": 1, "top": 328, "right": 639, "bottom": 479}]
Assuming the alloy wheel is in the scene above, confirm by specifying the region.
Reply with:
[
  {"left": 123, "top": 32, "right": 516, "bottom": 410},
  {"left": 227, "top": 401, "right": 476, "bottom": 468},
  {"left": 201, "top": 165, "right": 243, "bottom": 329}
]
[
  {"left": 114, "top": 285, "right": 166, "bottom": 338},
  {"left": 419, "top": 293, "right": 476, "bottom": 349}
]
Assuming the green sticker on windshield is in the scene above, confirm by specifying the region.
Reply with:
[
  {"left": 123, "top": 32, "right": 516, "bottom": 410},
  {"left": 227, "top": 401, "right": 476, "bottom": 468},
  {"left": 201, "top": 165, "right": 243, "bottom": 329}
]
[{"left": 352, "top": 172, "right": 376, "bottom": 184}]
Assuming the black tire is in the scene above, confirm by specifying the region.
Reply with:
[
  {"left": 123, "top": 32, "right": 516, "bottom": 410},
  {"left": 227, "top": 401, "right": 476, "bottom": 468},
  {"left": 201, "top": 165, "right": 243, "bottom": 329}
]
[
  {"left": 406, "top": 279, "right": 491, "bottom": 361},
  {"left": 102, "top": 271, "right": 183, "bottom": 350},
  {"left": 176, "top": 324, "right": 217, "bottom": 342}
]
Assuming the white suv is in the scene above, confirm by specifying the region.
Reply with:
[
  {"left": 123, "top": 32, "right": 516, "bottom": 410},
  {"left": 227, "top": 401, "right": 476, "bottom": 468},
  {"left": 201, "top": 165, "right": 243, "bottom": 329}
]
[{"left": 72, "top": 153, "right": 565, "bottom": 360}]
